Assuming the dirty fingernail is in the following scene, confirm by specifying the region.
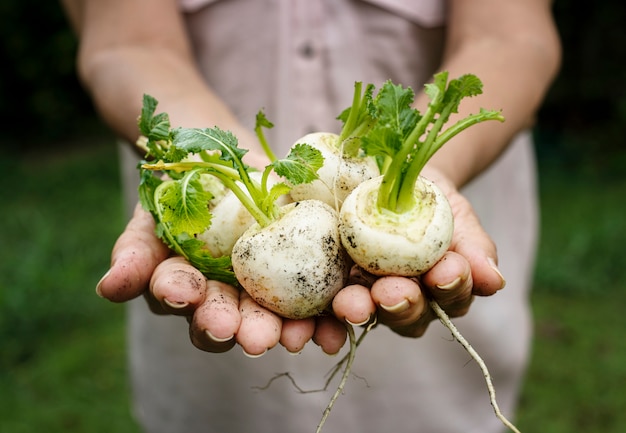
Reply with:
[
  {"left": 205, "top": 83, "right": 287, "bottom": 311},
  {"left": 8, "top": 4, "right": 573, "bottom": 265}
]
[{"left": 163, "top": 298, "right": 190, "bottom": 310}]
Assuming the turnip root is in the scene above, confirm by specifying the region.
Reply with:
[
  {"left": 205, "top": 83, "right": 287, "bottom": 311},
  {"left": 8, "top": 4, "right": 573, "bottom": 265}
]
[
  {"left": 231, "top": 200, "right": 349, "bottom": 319},
  {"left": 288, "top": 132, "right": 379, "bottom": 208},
  {"left": 340, "top": 175, "right": 453, "bottom": 276},
  {"left": 196, "top": 189, "right": 256, "bottom": 258},
  {"left": 258, "top": 83, "right": 381, "bottom": 210}
]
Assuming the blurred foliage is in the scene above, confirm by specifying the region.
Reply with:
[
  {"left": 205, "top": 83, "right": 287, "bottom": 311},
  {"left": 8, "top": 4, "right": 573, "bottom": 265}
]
[
  {"left": 532, "top": 2, "right": 626, "bottom": 177},
  {"left": 0, "top": 1, "right": 97, "bottom": 142},
  {"left": 1, "top": 1, "right": 625, "bottom": 157}
]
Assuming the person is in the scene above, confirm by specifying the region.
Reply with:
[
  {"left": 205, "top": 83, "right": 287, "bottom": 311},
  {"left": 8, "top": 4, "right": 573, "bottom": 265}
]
[{"left": 61, "top": 0, "right": 561, "bottom": 432}]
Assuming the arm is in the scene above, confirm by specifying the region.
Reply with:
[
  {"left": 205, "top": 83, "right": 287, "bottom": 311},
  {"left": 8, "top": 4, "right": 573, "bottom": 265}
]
[
  {"left": 61, "top": 0, "right": 264, "bottom": 162},
  {"left": 425, "top": 0, "right": 562, "bottom": 187}
]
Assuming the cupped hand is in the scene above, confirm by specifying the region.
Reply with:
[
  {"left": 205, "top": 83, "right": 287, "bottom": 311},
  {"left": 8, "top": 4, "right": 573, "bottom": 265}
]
[
  {"left": 332, "top": 167, "right": 506, "bottom": 338},
  {"left": 96, "top": 203, "right": 348, "bottom": 356}
]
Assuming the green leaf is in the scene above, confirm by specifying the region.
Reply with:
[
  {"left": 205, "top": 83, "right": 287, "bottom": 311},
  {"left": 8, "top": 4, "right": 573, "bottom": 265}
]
[
  {"left": 375, "top": 81, "right": 419, "bottom": 137},
  {"left": 272, "top": 143, "right": 324, "bottom": 185},
  {"left": 138, "top": 94, "right": 171, "bottom": 142},
  {"left": 361, "top": 126, "right": 403, "bottom": 160},
  {"left": 156, "top": 172, "right": 214, "bottom": 237},
  {"left": 255, "top": 110, "right": 274, "bottom": 130},
  {"left": 172, "top": 127, "right": 248, "bottom": 165},
  {"left": 179, "top": 237, "right": 238, "bottom": 285}
]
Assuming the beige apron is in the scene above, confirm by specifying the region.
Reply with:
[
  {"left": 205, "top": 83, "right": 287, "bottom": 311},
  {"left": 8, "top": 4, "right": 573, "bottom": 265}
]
[{"left": 118, "top": 1, "right": 538, "bottom": 431}]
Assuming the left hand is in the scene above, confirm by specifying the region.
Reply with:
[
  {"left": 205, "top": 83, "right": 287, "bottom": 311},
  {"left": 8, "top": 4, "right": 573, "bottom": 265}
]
[{"left": 332, "top": 166, "right": 505, "bottom": 337}]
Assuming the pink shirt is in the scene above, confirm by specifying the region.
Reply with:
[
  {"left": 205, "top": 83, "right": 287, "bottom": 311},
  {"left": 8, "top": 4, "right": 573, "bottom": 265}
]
[{"left": 123, "top": 2, "right": 537, "bottom": 432}]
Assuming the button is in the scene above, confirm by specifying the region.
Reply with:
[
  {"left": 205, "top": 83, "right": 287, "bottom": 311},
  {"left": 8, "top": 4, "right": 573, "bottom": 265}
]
[{"left": 299, "top": 41, "right": 315, "bottom": 58}]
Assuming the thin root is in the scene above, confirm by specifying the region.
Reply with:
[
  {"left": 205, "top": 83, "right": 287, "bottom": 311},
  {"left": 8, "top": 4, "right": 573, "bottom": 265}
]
[{"left": 429, "top": 300, "right": 522, "bottom": 433}]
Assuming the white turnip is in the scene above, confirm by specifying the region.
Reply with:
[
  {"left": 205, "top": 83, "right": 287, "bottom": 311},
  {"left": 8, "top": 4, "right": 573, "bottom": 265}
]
[
  {"left": 278, "top": 83, "right": 381, "bottom": 209},
  {"left": 231, "top": 200, "right": 348, "bottom": 319},
  {"left": 287, "top": 132, "right": 379, "bottom": 208}
]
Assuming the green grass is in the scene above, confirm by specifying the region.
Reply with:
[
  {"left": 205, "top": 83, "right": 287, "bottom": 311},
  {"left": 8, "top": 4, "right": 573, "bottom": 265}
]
[
  {"left": 1, "top": 136, "right": 625, "bottom": 432},
  {"left": 515, "top": 162, "right": 626, "bottom": 432},
  {"left": 0, "top": 138, "right": 140, "bottom": 433}
]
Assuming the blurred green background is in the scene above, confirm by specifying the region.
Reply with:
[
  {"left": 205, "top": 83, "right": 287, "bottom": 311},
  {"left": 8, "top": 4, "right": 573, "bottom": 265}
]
[{"left": 1, "top": 1, "right": 625, "bottom": 432}]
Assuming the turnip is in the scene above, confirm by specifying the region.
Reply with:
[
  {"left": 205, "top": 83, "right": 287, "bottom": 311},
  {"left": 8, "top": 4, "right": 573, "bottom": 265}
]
[
  {"left": 196, "top": 172, "right": 291, "bottom": 258},
  {"left": 277, "top": 82, "right": 381, "bottom": 209},
  {"left": 339, "top": 74, "right": 502, "bottom": 276}
]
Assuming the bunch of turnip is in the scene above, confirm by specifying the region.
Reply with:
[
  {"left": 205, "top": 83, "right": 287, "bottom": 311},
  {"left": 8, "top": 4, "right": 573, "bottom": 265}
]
[
  {"left": 135, "top": 72, "right": 522, "bottom": 432},
  {"left": 137, "top": 95, "right": 350, "bottom": 320}
]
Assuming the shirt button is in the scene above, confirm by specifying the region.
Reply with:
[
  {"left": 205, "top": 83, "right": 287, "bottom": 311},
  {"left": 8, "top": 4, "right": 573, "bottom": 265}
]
[{"left": 299, "top": 41, "right": 315, "bottom": 58}]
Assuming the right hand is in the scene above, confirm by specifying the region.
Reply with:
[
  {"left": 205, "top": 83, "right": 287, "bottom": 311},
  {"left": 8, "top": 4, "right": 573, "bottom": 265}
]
[{"left": 96, "top": 203, "right": 348, "bottom": 356}]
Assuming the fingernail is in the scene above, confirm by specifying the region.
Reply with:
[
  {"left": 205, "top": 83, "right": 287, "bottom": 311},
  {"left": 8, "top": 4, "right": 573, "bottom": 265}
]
[
  {"left": 436, "top": 277, "right": 462, "bottom": 291},
  {"left": 205, "top": 330, "right": 234, "bottom": 343},
  {"left": 163, "top": 298, "right": 190, "bottom": 309},
  {"left": 345, "top": 313, "right": 373, "bottom": 327},
  {"left": 243, "top": 348, "right": 268, "bottom": 358},
  {"left": 95, "top": 269, "right": 111, "bottom": 298},
  {"left": 488, "top": 257, "right": 506, "bottom": 290},
  {"left": 379, "top": 299, "right": 410, "bottom": 314},
  {"left": 287, "top": 349, "right": 302, "bottom": 356}
]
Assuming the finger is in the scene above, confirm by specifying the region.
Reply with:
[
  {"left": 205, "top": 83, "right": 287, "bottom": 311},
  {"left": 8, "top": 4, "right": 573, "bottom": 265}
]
[
  {"left": 150, "top": 256, "right": 208, "bottom": 315},
  {"left": 447, "top": 193, "right": 506, "bottom": 296},
  {"left": 236, "top": 292, "right": 282, "bottom": 357},
  {"left": 370, "top": 276, "right": 431, "bottom": 337},
  {"left": 421, "top": 251, "right": 474, "bottom": 317},
  {"left": 96, "top": 204, "right": 170, "bottom": 302},
  {"left": 280, "top": 318, "right": 316, "bottom": 354},
  {"left": 332, "top": 284, "right": 376, "bottom": 326},
  {"left": 312, "top": 315, "right": 347, "bottom": 355},
  {"left": 189, "top": 280, "right": 241, "bottom": 353}
]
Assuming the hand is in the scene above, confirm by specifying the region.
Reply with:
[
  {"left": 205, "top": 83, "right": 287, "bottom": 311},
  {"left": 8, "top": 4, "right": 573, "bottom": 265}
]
[
  {"left": 96, "top": 203, "right": 348, "bottom": 356},
  {"left": 332, "top": 166, "right": 506, "bottom": 337}
]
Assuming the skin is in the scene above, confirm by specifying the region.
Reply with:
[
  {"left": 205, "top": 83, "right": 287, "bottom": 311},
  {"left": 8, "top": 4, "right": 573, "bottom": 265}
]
[{"left": 66, "top": 0, "right": 560, "bottom": 355}]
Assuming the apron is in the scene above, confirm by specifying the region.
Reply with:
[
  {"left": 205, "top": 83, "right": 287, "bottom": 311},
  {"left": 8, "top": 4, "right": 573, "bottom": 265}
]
[{"left": 118, "top": 1, "right": 538, "bottom": 431}]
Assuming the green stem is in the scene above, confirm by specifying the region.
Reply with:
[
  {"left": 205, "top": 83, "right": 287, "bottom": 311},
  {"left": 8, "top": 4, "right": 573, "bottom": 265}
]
[
  {"left": 255, "top": 123, "right": 278, "bottom": 163},
  {"left": 153, "top": 181, "right": 190, "bottom": 259},
  {"left": 377, "top": 108, "right": 434, "bottom": 212},
  {"left": 338, "top": 82, "right": 363, "bottom": 147}
]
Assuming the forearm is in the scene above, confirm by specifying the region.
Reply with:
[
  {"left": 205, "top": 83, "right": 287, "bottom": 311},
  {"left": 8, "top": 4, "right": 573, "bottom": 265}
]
[
  {"left": 64, "top": 0, "right": 260, "bottom": 159},
  {"left": 421, "top": 0, "right": 561, "bottom": 188},
  {"left": 78, "top": 48, "right": 241, "bottom": 143}
]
